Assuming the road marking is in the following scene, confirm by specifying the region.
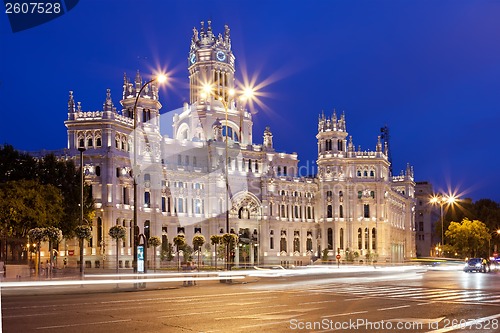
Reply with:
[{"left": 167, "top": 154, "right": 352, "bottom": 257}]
[
  {"left": 344, "top": 297, "right": 369, "bottom": 301},
  {"left": 299, "top": 300, "right": 336, "bottom": 305},
  {"left": 378, "top": 305, "right": 411, "bottom": 311},
  {"left": 321, "top": 310, "right": 368, "bottom": 318},
  {"left": 36, "top": 319, "right": 131, "bottom": 330}
]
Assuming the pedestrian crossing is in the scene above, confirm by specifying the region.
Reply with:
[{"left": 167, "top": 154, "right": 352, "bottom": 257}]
[{"left": 288, "top": 284, "right": 500, "bottom": 305}]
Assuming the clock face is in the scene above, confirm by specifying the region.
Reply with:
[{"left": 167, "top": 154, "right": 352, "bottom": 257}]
[
  {"left": 190, "top": 53, "right": 196, "bottom": 64},
  {"left": 216, "top": 51, "right": 226, "bottom": 61}
]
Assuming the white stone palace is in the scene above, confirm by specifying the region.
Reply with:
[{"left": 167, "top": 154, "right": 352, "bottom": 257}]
[{"left": 60, "top": 21, "right": 415, "bottom": 269}]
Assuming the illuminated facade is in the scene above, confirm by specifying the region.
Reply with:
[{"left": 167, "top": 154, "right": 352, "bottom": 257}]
[{"left": 61, "top": 21, "right": 416, "bottom": 269}]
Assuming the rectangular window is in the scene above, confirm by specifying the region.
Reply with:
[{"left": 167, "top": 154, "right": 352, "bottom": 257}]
[
  {"left": 270, "top": 237, "right": 274, "bottom": 250},
  {"left": 162, "top": 197, "right": 166, "bottom": 212},
  {"left": 363, "top": 204, "right": 370, "bottom": 218}
]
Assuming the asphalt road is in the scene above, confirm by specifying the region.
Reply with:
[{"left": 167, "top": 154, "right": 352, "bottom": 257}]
[{"left": 2, "top": 265, "right": 500, "bottom": 333}]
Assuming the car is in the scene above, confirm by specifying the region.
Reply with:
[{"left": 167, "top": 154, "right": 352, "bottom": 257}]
[{"left": 464, "top": 258, "right": 485, "bottom": 272}]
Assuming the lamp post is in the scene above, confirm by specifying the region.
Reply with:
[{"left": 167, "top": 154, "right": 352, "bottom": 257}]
[
  {"left": 77, "top": 147, "right": 86, "bottom": 277},
  {"left": 132, "top": 74, "right": 166, "bottom": 274},
  {"left": 488, "top": 229, "right": 500, "bottom": 258},
  {"left": 201, "top": 85, "right": 253, "bottom": 270},
  {"left": 430, "top": 194, "right": 457, "bottom": 251}
]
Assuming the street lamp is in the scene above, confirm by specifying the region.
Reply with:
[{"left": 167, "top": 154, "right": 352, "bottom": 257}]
[
  {"left": 488, "top": 229, "right": 500, "bottom": 258},
  {"left": 201, "top": 85, "right": 253, "bottom": 270},
  {"left": 77, "top": 146, "right": 86, "bottom": 277},
  {"left": 132, "top": 74, "right": 166, "bottom": 274},
  {"left": 430, "top": 194, "right": 457, "bottom": 254}
]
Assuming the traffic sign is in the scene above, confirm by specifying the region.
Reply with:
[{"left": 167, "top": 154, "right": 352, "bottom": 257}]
[{"left": 336, "top": 254, "right": 341, "bottom": 260}]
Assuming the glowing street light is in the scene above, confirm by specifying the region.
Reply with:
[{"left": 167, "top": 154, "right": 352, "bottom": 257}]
[
  {"left": 430, "top": 194, "right": 458, "bottom": 251},
  {"left": 132, "top": 73, "right": 167, "bottom": 274}
]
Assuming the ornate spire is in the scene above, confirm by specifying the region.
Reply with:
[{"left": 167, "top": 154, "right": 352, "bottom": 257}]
[
  {"left": 68, "top": 91, "right": 75, "bottom": 113},
  {"left": 263, "top": 126, "right": 273, "bottom": 150},
  {"left": 348, "top": 136, "right": 354, "bottom": 152},
  {"left": 376, "top": 135, "right": 382, "bottom": 152},
  {"left": 135, "top": 70, "right": 142, "bottom": 91},
  {"left": 103, "top": 88, "right": 114, "bottom": 112},
  {"left": 224, "top": 24, "right": 230, "bottom": 45}
]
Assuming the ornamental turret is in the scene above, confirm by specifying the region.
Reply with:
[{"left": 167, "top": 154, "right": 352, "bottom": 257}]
[{"left": 188, "top": 21, "right": 235, "bottom": 104}]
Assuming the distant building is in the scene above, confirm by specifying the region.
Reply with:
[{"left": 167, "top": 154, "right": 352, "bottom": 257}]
[
  {"left": 414, "top": 181, "right": 439, "bottom": 257},
  {"left": 55, "top": 21, "right": 416, "bottom": 268}
]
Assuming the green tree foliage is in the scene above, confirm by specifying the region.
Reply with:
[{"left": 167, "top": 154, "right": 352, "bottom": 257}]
[
  {"left": 109, "top": 225, "right": 126, "bottom": 273},
  {"left": 446, "top": 218, "right": 490, "bottom": 258},
  {"left": 173, "top": 234, "right": 186, "bottom": 270},
  {"left": 148, "top": 236, "right": 162, "bottom": 272},
  {"left": 192, "top": 234, "right": 205, "bottom": 268},
  {"left": 0, "top": 145, "right": 94, "bottom": 239},
  {"left": 210, "top": 235, "right": 222, "bottom": 269},
  {"left": 0, "top": 180, "right": 64, "bottom": 239}
]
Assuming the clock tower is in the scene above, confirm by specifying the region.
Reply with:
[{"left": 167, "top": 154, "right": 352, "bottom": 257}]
[{"left": 188, "top": 20, "right": 236, "bottom": 105}]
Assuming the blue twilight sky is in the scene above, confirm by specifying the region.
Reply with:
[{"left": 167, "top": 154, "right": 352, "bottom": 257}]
[{"left": 1, "top": 0, "right": 499, "bottom": 202}]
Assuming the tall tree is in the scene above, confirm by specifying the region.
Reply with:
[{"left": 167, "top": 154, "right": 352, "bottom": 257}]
[
  {"left": 0, "top": 146, "right": 94, "bottom": 238},
  {"left": 446, "top": 218, "right": 490, "bottom": 258},
  {"left": 0, "top": 180, "right": 64, "bottom": 261}
]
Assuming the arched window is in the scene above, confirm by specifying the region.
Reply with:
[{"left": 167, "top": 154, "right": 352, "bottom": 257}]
[
  {"left": 307, "top": 206, "right": 312, "bottom": 219},
  {"left": 339, "top": 228, "right": 344, "bottom": 249},
  {"left": 325, "top": 139, "right": 332, "bottom": 151},
  {"left": 178, "top": 198, "right": 184, "bottom": 213},
  {"left": 372, "top": 228, "right": 377, "bottom": 250},
  {"left": 293, "top": 236, "right": 300, "bottom": 252},
  {"left": 339, "top": 191, "right": 343, "bottom": 202},
  {"left": 280, "top": 237, "right": 287, "bottom": 252},
  {"left": 306, "top": 237, "right": 313, "bottom": 251},
  {"left": 327, "top": 204, "right": 333, "bottom": 218},
  {"left": 358, "top": 228, "right": 362, "bottom": 249},
  {"left": 357, "top": 170, "right": 361, "bottom": 177},
  {"left": 222, "top": 125, "right": 239, "bottom": 142},
  {"left": 96, "top": 137, "right": 102, "bottom": 147},
  {"left": 144, "top": 220, "right": 150, "bottom": 240},
  {"left": 370, "top": 170, "right": 375, "bottom": 177},
  {"left": 339, "top": 205, "right": 343, "bottom": 218},
  {"left": 337, "top": 139, "right": 343, "bottom": 151},
  {"left": 365, "top": 228, "right": 369, "bottom": 249},
  {"left": 144, "top": 173, "right": 151, "bottom": 182},
  {"left": 363, "top": 170, "right": 368, "bottom": 177},
  {"left": 327, "top": 228, "right": 333, "bottom": 250},
  {"left": 144, "top": 192, "right": 151, "bottom": 208},
  {"left": 364, "top": 204, "right": 370, "bottom": 218}
]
